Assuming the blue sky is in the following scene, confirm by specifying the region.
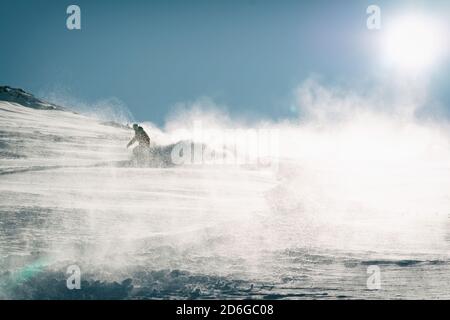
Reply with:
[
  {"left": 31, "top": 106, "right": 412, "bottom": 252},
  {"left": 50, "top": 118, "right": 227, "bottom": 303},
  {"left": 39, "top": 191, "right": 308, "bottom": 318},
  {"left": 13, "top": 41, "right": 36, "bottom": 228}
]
[{"left": 1, "top": 0, "right": 449, "bottom": 125}]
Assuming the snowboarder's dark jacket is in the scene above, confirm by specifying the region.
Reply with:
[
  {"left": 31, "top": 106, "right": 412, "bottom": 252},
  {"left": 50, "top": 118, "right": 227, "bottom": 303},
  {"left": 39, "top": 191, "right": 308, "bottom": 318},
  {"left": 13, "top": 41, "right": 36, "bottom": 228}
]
[{"left": 127, "top": 126, "right": 150, "bottom": 147}]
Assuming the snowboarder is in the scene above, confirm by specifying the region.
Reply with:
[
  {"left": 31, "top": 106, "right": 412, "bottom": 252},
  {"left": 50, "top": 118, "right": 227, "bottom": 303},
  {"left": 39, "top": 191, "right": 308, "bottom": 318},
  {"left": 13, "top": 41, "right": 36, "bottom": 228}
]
[{"left": 127, "top": 124, "right": 151, "bottom": 163}]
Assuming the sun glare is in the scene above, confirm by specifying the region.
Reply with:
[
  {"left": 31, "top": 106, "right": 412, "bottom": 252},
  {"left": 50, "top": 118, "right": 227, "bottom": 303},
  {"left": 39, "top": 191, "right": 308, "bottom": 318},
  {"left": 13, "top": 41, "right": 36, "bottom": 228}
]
[{"left": 382, "top": 13, "right": 447, "bottom": 73}]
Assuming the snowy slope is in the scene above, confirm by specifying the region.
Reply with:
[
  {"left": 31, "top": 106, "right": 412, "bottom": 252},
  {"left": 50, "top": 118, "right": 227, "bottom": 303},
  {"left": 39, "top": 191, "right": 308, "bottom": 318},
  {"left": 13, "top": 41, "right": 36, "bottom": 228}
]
[
  {"left": 0, "top": 101, "right": 131, "bottom": 174},
  {"left": 2, "top": 90, "right": 450, "bottom": 299},
  {"left": 0, "top": 98, "right": 280, "bottom": 299}
]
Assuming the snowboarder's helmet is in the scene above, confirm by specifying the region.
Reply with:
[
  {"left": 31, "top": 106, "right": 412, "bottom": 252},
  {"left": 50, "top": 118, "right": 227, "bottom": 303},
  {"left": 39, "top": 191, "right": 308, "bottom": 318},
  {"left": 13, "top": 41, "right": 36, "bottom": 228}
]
[{"left": 133, "top": 123, "right": 139, "bottom": 130}]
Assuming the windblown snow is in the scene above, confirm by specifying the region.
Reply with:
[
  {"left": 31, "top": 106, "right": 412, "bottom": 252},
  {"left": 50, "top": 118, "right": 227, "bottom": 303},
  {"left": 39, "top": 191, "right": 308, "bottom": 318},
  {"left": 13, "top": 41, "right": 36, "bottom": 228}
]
[{"left": 2, "top": 88, "right": 450, "bottom": 299}]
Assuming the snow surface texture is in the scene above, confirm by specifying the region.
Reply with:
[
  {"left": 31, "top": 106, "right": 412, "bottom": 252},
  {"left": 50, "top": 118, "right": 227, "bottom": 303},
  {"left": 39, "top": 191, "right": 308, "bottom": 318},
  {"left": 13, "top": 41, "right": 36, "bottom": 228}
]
[{"left": 2, "top": 86, "right": 450, "bottom": 299}]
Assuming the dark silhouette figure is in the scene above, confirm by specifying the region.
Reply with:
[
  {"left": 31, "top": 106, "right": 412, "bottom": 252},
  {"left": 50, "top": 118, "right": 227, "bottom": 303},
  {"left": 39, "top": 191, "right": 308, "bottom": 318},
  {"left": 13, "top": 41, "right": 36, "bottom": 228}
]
[{"left": 127, "top": 124, "right": 150, "bottom": 162}]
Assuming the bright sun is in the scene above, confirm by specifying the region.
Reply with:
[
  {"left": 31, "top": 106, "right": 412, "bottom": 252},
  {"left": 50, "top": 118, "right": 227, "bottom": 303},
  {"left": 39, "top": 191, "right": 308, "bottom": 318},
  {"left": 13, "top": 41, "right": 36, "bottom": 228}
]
[{"left": 382, "top": 13, "right": 447, "bottom": 72}]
